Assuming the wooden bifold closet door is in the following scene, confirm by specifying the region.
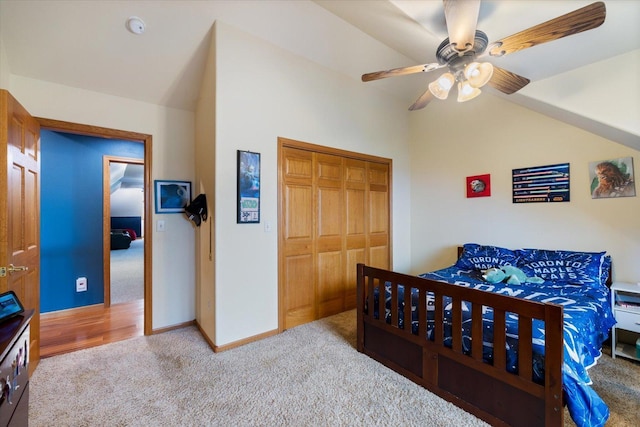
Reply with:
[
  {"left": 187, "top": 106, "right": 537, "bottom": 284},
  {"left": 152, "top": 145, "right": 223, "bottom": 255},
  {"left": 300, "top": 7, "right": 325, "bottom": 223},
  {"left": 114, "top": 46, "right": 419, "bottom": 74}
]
[{"left": 279, "top": 139, "right": 390, "bottom": 330}]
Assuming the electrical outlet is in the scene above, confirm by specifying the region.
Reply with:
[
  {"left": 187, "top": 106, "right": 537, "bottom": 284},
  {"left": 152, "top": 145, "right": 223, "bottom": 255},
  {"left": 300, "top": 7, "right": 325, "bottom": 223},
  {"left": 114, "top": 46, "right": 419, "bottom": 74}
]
[{"left": 76, "top": 277, "right": 87, "bottom": 292}]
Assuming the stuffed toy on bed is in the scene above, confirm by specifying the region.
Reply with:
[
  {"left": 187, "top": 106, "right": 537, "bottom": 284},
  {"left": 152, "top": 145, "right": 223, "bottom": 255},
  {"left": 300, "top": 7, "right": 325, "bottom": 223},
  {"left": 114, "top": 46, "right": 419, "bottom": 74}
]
[{"left": 482, "top": 265, "right": 544, "bottom": 285}]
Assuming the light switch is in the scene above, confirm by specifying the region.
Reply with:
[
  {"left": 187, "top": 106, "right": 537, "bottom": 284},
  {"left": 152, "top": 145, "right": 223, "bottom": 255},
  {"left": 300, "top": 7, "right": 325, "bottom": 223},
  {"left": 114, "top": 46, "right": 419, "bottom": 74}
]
[{"left": 157, "top": 220, "right": 166, "bottom": 232}]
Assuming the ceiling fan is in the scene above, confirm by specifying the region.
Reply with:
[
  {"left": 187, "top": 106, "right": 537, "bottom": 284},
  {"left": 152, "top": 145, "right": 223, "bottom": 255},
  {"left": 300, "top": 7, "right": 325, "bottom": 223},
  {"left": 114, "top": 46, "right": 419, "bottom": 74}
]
[{"left": 361, "top": 1, "right": 606, "bottom": 110}]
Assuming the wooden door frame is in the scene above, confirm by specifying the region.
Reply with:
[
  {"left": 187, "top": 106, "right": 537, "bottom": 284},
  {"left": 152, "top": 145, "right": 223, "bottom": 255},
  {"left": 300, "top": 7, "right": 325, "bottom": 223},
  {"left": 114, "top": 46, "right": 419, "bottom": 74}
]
[
  {"left": 36, "top": 118, "right": 153, "bottom": 335},
  {"left": 277, "top": 137, "right": 393, "bottom": 332},
  {"left": 103, "top": 156, "right": 144, "bottom": 307}
]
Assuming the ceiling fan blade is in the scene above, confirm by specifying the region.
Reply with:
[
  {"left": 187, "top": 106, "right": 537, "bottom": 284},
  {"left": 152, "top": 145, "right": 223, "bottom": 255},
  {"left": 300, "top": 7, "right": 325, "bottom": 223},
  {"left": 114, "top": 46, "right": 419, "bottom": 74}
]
[
  {"left": 489, "top": 2, "right": 606, "bottom": 57},
  {"left": 362, "top": 63, "right": 443, "bottom": 82},
  {"left": 487, "top": 66, "right": 530, "bottom": 94},
  {"left": 443, "top": 0, "right": 481, "bottom": 53},
  {"left": 408, "top": 89, "right": 434, "bottom": 111}
]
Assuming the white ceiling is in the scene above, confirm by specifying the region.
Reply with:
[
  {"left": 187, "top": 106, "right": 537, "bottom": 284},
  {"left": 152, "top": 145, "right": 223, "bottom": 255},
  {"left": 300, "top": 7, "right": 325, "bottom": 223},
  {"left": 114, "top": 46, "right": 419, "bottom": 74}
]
[{"left": 1, "top": 1, "right": 638, "bottom": 116}]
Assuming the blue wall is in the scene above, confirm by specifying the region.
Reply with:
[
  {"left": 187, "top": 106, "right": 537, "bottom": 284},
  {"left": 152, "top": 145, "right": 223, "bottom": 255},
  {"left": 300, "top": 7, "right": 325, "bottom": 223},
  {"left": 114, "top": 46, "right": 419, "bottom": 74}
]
[{"left": 40, "top": 130, "right": 144, "bottom": 313}]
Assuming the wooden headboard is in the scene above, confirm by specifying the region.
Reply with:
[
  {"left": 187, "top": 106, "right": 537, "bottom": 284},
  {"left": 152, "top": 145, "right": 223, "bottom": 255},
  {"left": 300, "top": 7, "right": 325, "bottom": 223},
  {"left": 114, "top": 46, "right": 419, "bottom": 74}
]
[{"left": 456, "top": 246, "right": 612, "bottom": 287}]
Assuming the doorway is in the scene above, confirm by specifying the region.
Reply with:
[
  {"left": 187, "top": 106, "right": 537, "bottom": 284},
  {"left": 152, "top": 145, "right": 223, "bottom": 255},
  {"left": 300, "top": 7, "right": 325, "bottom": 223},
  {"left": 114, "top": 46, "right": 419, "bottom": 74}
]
[
  {"left": 105, "top": 158, "right": 145, "bottom": 307},
  {"left": 37, "top": 117, "right": 153, "bottom": 336}
]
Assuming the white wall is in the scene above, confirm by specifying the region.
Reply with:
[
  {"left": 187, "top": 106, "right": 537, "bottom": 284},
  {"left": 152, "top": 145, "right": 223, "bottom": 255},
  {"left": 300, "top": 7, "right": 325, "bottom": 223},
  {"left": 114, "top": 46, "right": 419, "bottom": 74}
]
[
  {"left": 516, "top": 50, "right": 640, "bottom": 150},
  {"left": 522, "top": 50, "right": 640, "bottom": 138},
  {"left": 211, "top": 22, "right": 412, "bottom": 346},
  {"left": 111, "top": 188, "right": 144, "bottom": 217},
  {"left": 9, "top": 76, "right": 197, "bottom": 330},
  {"left": 408, "top": 93, "right": 640, "bottom": 283},
  {"left": 0, "top": 36, "right": 9, "bottom": 89}
]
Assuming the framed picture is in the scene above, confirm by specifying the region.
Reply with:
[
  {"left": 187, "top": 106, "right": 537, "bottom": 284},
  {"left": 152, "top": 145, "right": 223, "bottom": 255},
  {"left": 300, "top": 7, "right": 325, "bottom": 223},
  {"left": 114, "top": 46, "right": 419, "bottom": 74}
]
[
  {"left": 512, "top": 162, "right": 570, "bottom": 203},
  {"left": 154, "top": 180, "right": 191, "bottom": 213},
  {"left": 237, "top": 150, "right": 261, "bottom": 223},
  {"left": 466, "top": 174, "right": 491, "bottom": 198},
  {"left": 589, "top": 156, "right": 636, "bottom": 199}
]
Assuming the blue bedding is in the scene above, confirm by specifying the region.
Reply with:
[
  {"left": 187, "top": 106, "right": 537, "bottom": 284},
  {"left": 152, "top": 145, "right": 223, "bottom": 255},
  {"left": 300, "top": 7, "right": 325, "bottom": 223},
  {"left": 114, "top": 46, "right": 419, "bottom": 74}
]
[{"left": 372, "top": 265, "right": 616, "bottom": 427}]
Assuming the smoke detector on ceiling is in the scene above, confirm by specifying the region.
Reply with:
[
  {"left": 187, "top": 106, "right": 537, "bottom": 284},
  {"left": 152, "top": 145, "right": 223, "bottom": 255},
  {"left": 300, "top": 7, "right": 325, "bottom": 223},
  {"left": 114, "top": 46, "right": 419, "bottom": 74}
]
[{"left": 126, "top": 16, "right": 146, "bottom": 35}]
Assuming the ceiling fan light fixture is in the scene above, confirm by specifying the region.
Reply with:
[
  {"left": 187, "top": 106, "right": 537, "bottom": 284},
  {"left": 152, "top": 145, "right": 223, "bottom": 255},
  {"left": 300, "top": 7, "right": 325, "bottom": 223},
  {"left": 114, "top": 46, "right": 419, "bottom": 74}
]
[
  {"left": 428, "top": 73, "right": 455, "bottom": 100},
  {"left": 457, "top": 81, "right": 482, "bottom": 103},
  {"left": 464, "top": 62, "right": 494, "bottom": 88}
]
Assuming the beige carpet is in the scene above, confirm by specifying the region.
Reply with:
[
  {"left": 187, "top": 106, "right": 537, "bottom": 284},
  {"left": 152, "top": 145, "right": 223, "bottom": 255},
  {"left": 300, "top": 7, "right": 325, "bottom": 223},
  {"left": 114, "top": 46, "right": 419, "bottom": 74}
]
[
  {"left": 29, "top": 310, "right": 639, "bottom": 426},
  {"left": 110, "top": 238, "right": 144, "bottom": 304}
]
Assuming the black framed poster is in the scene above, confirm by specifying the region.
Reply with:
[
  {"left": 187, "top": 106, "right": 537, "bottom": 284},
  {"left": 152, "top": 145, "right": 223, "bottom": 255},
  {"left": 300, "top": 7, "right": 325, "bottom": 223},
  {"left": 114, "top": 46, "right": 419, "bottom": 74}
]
[
  {"left": 237, "top": 150, "right": 261, "bottom": 223},
  {"left": 512, "top": 162, "right": 570, "bottom": 203}
]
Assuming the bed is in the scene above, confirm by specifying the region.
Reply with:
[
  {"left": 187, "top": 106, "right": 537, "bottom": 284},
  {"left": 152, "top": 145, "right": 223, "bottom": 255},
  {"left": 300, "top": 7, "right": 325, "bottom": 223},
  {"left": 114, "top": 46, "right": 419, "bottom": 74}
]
[{"left": 356, "top": 244, "right": 615, "bottom": 427}]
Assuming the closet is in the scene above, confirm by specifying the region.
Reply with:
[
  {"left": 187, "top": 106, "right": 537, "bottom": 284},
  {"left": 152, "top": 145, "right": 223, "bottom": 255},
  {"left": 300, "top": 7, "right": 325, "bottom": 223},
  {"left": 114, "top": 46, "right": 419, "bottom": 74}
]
[{"left": 278, "top": 138, "right": 390, "bottom": 330}]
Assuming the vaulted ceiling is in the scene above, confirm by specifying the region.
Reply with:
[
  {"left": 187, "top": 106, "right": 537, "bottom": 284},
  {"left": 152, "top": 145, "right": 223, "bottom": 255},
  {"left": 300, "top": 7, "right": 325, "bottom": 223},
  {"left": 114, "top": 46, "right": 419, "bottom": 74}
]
[{"left": 1, "top": 1, "right": 638, "bottom": 148}]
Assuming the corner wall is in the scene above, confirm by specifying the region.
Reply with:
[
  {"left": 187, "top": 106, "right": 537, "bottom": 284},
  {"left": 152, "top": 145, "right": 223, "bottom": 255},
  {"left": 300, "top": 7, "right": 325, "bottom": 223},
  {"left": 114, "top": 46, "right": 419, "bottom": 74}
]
[
  {"left": 194, "top": 24, "right": 217, "bottom": 343},
  {"left": 211, "top": 22, "right": 413, "bottom": 346},
  {"left": 409, "top": 93, "right": 640, "bottom": 283}
]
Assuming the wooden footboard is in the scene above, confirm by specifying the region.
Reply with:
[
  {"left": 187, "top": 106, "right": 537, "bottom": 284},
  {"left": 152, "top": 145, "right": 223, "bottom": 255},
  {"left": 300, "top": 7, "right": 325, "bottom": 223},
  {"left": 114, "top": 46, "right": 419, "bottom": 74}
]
[{"left": 356, "top": 264, "right": 564, "bottom": 427}]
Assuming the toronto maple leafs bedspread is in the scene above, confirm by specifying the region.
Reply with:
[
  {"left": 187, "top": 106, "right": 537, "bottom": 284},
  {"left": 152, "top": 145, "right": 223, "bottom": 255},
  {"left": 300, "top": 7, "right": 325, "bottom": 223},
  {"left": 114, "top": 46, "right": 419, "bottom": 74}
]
[{"left": 372, "top": 264, "right": 616, "bottom": 427}]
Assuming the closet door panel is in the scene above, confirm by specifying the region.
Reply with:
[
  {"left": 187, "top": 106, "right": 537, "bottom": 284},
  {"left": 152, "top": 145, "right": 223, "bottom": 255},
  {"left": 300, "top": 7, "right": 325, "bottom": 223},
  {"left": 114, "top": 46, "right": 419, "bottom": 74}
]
[
  {"left": 369, "top": 191, "right": 388, "bottom": 234},
  {"left": 345, "top": 247, "right": 365, "bottom": 309},
  {"left": 283, "top": 254, "right": 315, "bottom": 329},
  {"left": 317, "top": 187, "right": 342, "bottom": 238},
  {"left": 369, "top": 245, "right": 389, "bottom": 270},
  {"left": 316, "top": 153, "right": 343, "bottom": 240},
  {"left": 345, "top": 189, "right": 365, "bottom": 236},
  {"left": 345, "top": 159, "right": 367, "bottom": 307},
  {"left": 368, "top": 162, "right": 389, "bottom": 270},
  {"left": 316, "top": 154, "right": 344, "bottom": 317},
  {"left": 317, "top": 250, "right": 344, "bottom": 318},
  {"left": 283, "top": 148, "right": 312, "bottom": 180},
  {"left": 281, "top": 147, "right": 315, "bottom": 329},
  {"left": 284, "top": 185, "right": 313, "bottom": 241}
]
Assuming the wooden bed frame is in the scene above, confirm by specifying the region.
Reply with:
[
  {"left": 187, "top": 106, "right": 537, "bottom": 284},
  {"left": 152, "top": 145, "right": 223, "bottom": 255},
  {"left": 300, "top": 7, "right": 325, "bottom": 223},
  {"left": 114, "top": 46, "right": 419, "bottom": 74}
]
[
  {"left": 356, "top": 251, "right": 613, "bottom": 427},
  {"left": 357, "top": 262, "right": 565, "bottom": 427}
]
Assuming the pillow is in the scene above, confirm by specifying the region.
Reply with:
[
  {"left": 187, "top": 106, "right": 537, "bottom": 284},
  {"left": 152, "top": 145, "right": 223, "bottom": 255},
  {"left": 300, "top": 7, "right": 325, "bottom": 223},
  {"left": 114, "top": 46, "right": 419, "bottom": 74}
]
[
  {"left": 455, "top": 243, "right": 519, "bottom": 271},
  {"left": 516, "top": 248, "right": 606, "bottom": 287}
]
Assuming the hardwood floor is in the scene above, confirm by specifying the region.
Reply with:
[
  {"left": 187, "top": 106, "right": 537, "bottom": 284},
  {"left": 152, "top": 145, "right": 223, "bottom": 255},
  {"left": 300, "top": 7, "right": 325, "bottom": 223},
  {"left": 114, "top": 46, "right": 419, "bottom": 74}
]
[{"left": 40, "top": 299, "right": 144, "bottom": 358}]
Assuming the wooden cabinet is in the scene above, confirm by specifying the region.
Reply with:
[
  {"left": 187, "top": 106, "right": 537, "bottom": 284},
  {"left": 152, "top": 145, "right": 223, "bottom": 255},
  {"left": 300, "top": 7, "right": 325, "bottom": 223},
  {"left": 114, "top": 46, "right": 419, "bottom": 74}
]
[
  {"left": 279, "top": 141, "right": 390, "bottom": 329},
  {"left": 0, "top": 309, "right": 32, "bottom": 427},
  {"left": 610, "top": 282, "right": 640, "bottom": 361}
]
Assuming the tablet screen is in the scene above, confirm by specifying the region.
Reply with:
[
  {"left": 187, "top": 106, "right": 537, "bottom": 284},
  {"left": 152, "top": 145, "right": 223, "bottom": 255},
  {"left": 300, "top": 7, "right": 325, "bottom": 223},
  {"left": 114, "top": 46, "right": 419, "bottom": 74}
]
[{"left": 0, "top": 291, "right": 25, "bottom": 323}]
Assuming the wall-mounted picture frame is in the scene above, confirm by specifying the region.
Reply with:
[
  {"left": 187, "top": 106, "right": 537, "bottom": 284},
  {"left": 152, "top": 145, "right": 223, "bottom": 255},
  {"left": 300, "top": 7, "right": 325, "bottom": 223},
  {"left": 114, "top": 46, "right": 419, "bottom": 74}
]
[
  {"left": 466, "top": 174, "right": 491, "bottom": 198},
  {"left": 237, "top": 150, "right": 261, "bottom": 223},
  {"left": 154, "top": 180, "right": 191, "bottom": 213},
  {"left": 589, "top": 156, "right": 636, "bottom": 199},
  {"left": 512, "top": 162, "right": 570, "bottom": 203}
]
